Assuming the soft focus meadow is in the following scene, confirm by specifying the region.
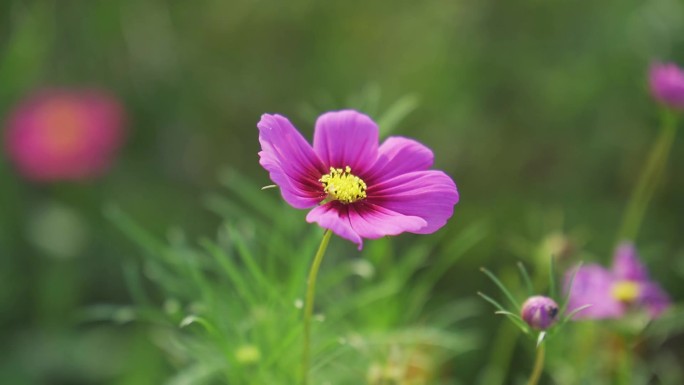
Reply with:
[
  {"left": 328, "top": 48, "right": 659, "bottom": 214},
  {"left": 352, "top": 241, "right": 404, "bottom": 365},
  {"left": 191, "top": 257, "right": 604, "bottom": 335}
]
[{"left": 2, "top": 1, "right": 684, "bottom": 385}]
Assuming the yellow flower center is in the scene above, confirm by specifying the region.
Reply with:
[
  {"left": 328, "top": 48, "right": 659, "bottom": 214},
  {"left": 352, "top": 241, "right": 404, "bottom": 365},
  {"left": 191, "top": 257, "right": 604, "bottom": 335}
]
[
  {"left": 611, "top": 280, "right": 640, "bottom": 303},
  {"left": 319, "top": 166, "right": 367, "bottom": 204}
]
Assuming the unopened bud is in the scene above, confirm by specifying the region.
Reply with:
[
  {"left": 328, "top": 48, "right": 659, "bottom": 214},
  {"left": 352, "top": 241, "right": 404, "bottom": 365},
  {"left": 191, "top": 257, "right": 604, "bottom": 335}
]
[{"left": 521, "top": 296, "right": 559, "bottom": 330}]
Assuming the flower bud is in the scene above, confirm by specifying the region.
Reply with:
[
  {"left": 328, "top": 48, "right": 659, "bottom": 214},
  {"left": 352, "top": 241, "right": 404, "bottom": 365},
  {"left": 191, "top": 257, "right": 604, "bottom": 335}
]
[
  {"left": 649, "top": 62, "right": 684, "bottom": 110},
  {"left": 521, "top": 296, "right": 559, "bottom": 330}
]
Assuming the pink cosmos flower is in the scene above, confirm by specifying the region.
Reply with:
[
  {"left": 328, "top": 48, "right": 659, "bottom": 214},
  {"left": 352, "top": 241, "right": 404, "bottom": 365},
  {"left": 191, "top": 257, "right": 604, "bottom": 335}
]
[
  {"left": 649, "top": 62, "right": 684, "bottom": 110},
  {"left": 565, "top": 242, "right": 670, "bottom": 320},
  {"left": 258, "top": 110, "right": 459, "bottom": 249},
  {"left": 4, "top": 89, "right": 126, "bottom": 181}
]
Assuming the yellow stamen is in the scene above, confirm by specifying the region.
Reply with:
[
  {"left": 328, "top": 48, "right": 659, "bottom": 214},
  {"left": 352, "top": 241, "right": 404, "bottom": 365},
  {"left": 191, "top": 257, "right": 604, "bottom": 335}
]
[
  {"left": 611, "top": 280, "right": 641, "bottom": 303},
  {"left": 319, "top": 166, "right": 367, "bottom": 204}
]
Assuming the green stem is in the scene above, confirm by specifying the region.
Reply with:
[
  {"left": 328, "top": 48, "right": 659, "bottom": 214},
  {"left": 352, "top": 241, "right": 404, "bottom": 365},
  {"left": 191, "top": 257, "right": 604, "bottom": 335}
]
[
  {"left": 526, "top": 343, "right": 545, "bottom": 385},
  {"left": 618, "top": 111, "right": 678, "bottom": 241},
  {"left": 617, "top": 334, "right": 633, "bottom": 385},
  {"left": 301, "top": 229, "right": 332, "bottom": 385}
]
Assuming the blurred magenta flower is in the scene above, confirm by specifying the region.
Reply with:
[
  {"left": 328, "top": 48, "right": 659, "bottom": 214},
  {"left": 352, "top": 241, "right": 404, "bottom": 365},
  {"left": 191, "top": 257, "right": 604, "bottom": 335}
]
[
  {"left": 521, "top": 295, "right": 559, "bottom": 330},
  {"left": 258, "top": 110, "right": 459, "bottom": 249},
  {"left": 649, "top": 62, "right": 684, "bottom": 110},
  {"left": 565, "top": 242, "right": 670, "bottom": 320},
  {"left": 4, "top": 89, "right": 126, "bottom": 181}
]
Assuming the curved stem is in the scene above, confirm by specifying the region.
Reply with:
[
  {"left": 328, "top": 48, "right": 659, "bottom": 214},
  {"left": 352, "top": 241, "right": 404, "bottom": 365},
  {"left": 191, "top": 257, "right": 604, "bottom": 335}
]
[
  {"left": 526, "top": 342, "right": 546, "bottom": 385},
  {"left": 301, "top": 229, "right": 332, "bottom": 385},
  {"left": 618, "top": 111, "right": 678, "bottom": 241}
]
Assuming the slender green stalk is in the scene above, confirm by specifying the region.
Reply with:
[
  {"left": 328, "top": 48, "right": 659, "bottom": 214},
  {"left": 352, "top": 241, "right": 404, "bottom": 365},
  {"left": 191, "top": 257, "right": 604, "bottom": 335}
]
[
  {"left": 526, "top": 342, "right": 546, "bottom": 385},
  {"left": 301, "top": 229, "right": 332, "bottom": 385},
  {"left": 617, "top": 334, "right": 633, "bottom": 385},
  {"left": 618, "top": 111, "right": 678, "bottom": 241}
]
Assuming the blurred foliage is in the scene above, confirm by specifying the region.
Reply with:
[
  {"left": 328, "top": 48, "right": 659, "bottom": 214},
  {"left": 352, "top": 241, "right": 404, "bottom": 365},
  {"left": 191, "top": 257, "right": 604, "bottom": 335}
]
[{"left": 1, "top": 0, "right": 684, "bottom": 384}]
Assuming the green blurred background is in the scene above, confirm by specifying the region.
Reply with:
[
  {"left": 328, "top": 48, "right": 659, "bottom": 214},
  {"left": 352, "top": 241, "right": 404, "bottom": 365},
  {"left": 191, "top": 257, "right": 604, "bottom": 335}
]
[{"left": 1, "top": 0, "right": 683, "bottom": 384}]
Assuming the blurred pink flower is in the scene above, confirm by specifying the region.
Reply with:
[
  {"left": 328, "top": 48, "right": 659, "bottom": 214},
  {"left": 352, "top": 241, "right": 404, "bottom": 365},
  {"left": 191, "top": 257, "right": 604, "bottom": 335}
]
[
  {"left": 649, "top": 62, "right": 684, "bottom": 110},
  {"left": 565, "top": 242, "right": 670, "bottom": 320},
  {"left": 4, "top": 89, "right": 126, "bottom": 181}
]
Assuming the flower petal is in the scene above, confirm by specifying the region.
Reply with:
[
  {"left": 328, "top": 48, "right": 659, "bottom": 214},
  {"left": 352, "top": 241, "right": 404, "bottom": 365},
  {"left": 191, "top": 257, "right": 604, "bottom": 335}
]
[
  {"left": 368, "top": 170, "right": 459, "bottom": 234},
  {"left": 348, "top": 203, "right": 427, "bottom": 240},
  {"left": 649, "top": 62, "right": 684, "bottom": 109},
  {"left": 312, "top": 110, "right": 379, "bottom": 173},
  {"left": 564, "top": 265, "right": 623, "bottom": 320},
  {"left": 365, "top": 136, "right": 434, "bottom": 183},
  {"left": 611, "top": 242, "right": 649, "bottom": 281},
  {"left": 306, "top": 202, "right": 363, "bottom": 249},
  {"left": 640, "top": 282, "right": 671, "bottom": 318},
  {"left": 258, "top": 114, "right": 326, "bottom": 209}
]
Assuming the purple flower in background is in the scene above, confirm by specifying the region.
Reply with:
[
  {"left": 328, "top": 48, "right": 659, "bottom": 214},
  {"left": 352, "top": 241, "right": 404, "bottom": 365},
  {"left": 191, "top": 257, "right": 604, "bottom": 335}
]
[
  {"left": 565, "top": 242, "right": 670, "bottom": 320},
  {"left": 4, "top": 88, "right": 126, "bottom": 181},
  {"left": 649, "top": 62, "right": 684, "bottom": 110},
  {"left": 258, "top": 110, "right": 459, "bottom": 249},
  {"left": 521, "top": 296, "right": 559, "bottom": 330}
]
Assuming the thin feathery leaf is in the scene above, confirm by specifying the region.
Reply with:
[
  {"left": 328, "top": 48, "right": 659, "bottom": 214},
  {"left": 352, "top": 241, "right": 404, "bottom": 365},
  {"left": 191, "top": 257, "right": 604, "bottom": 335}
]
[
  {"left": 376, "top": 94, "right": 419, "bottom": 137},
  {"left": 548, "top": 255, "right": 557, "bottom": 299},
  {"left": 200, "top": 238, "right": 257, "bottom": 304},
  {"left": 480, "top": 268, "right": 520, "bottom": 309},
  {"left": 561, "top": 261, "right": 584, "bottom": 314},
  {"left": 494, "top": 311, "right": 530, "bottom": 334},
  {"left": 555, "top": 304, "right": 594, "bottom": 331},
  {"left": 494, "top": 310, "right": 523, "bottom": 320},
  {"left": 227, "top": 225, "right": 278, "bottom": 299},
  {"left": 104, "top": 205, "right": 166, "bottom": 258},
  {"left": 122, "top": 261, "right": 150, "bottom": 305},
  {"left": 179, "top": 315, "right": 220, "bottom": 337},
  {"left": 563, "top": 304, "right": 593, "bottom": 323},
  {"left": 477, "top": 291, "right": 508, "bottom": 313},
  {"left": 517, "top": 261, "right": 534, "bottom": 296}
]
